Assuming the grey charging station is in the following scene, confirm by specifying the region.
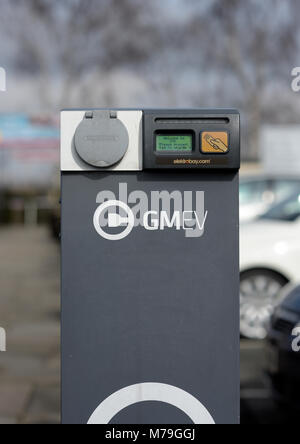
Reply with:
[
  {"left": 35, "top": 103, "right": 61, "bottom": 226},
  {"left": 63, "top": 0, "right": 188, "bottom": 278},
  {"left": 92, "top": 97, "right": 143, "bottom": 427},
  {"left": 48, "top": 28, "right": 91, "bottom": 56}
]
[{"left": 61, "top": 109, "right": 240, "bottom": 425}]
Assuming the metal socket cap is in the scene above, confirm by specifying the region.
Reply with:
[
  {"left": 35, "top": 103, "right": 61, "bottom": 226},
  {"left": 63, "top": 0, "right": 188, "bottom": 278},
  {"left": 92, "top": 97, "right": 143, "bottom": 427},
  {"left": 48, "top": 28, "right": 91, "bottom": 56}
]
[{"left": 74, "top": 110, "right": 129, "bottom": 168}]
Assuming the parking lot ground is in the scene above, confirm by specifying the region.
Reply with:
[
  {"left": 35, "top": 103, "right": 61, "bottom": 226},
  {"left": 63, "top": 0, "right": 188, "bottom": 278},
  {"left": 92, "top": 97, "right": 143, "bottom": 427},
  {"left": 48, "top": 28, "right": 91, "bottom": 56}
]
[{"left": 0, "top": 226, "right": 60, "bottom": 424}]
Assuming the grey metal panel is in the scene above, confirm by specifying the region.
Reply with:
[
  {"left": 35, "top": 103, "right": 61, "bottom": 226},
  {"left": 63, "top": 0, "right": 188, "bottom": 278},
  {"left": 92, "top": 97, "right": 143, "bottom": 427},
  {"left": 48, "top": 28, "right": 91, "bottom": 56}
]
[{"left": 61, "top": 171, "right": 240, "bottom": 425}]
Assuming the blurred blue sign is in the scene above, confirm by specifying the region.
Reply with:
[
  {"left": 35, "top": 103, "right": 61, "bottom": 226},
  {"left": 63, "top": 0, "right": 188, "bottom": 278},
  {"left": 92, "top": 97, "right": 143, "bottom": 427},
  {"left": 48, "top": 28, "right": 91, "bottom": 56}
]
[{"left": 0, "top": 113, "right": 59, "bottom": 188}]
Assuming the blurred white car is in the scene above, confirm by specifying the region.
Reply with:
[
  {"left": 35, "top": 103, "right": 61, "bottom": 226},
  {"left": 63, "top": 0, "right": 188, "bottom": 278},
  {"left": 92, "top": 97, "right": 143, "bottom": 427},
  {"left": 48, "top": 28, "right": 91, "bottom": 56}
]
[
  {"left": 240, "top": 191, "right": 300, "bottom": 339},
  {"left": 240, "top": 175, "right": 300, "bottom": 223}
]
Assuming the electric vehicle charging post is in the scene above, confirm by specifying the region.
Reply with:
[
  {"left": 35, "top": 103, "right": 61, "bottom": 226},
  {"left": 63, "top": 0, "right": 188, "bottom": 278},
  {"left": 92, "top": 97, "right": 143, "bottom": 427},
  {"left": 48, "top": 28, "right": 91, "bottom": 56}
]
[{"left": 61, "top": 109, "right": 240, "bottom": 425}]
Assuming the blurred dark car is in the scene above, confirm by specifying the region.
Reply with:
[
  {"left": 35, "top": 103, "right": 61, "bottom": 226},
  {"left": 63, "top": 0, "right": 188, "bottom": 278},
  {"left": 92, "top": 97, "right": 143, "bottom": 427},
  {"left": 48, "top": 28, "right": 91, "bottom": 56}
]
[
  {"left": 47, "top": 172, "right": 60, "bottom": 240},
  {"left": 267, "top": 285, "right": 300, "bottom": 408},
  {"left": 49, "top": 206, "right": 60, "bottom": 240}
]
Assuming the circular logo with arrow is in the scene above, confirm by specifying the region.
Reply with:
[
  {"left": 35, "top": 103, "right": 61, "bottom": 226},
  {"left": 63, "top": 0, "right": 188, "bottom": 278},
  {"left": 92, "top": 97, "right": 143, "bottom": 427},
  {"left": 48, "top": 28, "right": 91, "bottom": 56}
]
[{"left": 93, "top": 200, "right": 135, "bottom": 241}]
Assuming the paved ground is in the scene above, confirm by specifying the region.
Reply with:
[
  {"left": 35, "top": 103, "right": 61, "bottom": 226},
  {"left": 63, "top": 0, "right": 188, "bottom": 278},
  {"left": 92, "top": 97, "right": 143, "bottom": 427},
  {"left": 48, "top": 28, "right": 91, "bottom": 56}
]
[
  {"left": 0, "top": 226, "right": 60, "bottom": 424},
  {"left": 0, "top": 226, "right": 296, "bottom": 424}
]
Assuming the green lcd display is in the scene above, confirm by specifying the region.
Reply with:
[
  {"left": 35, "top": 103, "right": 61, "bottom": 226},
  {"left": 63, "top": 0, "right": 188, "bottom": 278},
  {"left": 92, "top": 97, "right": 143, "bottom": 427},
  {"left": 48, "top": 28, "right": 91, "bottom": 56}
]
[{"left": 156, "top": 134, "right": 193, "bottom": 152}]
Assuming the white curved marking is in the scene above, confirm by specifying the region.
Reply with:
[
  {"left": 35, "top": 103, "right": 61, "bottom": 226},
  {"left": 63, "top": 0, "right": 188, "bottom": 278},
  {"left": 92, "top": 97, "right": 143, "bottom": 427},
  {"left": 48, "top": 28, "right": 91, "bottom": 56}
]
[{"left": 88, "top": 383, "right": 215, "bottom": 424}]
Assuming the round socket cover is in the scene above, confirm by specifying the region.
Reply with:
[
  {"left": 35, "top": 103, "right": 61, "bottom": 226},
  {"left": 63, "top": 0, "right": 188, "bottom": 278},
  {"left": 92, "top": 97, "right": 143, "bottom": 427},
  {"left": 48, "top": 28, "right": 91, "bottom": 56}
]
[{"left": 74, "top": 111, "right": 129, "bottom": 168}]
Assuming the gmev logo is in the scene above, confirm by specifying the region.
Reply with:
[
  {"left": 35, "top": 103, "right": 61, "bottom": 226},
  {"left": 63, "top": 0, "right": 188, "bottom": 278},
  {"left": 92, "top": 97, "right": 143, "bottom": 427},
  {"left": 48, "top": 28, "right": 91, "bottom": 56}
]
[
  {"left": 0, "top": 67, "right": 6, "bottom": 92},
  {"left": 292, "top": 326, "right": 300, "bottom": 352},
  {"left": 291, "top": 67, "right": 300, "bottom": 92},
  {"left": 0, "top": 327, "right": 6, "bottom": 352},
  {"left": 93, "top": 183, "right": 208, "bottom": 241}
]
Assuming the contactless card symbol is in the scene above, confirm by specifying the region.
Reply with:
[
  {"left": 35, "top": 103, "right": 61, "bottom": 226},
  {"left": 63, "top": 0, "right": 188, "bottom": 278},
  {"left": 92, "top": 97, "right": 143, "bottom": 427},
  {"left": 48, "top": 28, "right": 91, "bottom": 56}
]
[{"left": 202, "top": 132, "right": 229, "bottom": 154}]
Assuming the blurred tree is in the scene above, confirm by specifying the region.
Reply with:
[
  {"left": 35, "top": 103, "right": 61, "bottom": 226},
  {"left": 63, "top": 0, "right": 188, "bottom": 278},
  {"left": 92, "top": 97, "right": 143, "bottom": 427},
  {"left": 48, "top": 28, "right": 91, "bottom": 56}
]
[
  {"left": 0, "top": 0, "right": 299, "bottom": 159},
  {"left": 183, "top": 0, "right": 300, "bottom": 158},
  {"left": 0, "top": 0, "right": 161, "bottom": 107}
]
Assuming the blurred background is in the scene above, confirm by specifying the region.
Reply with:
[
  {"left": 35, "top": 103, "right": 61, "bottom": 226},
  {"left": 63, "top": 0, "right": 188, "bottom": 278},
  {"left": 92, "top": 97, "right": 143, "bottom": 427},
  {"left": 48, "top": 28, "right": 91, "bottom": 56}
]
[{"left": 0, "top": 0, "right": 300, "bottom": 424}]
